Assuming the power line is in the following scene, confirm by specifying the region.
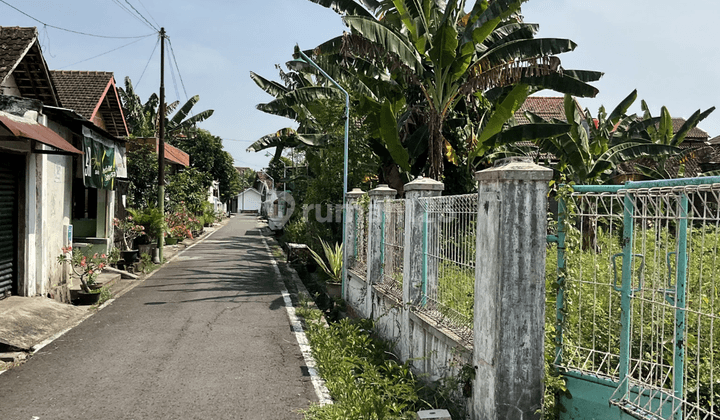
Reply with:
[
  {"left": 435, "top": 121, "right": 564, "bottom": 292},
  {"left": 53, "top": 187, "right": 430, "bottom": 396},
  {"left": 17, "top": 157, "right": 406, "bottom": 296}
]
[
  {"left": 57, "top": 35, "right": 153, "bottom": 69},
  {"left": 135, "top": 0, "right": 160, "bottom": 30},
  {"left": 110, "top": 0, "right": 152, "bottom": 29},
  {"left": 123, "top": 0, "right": 159, "bottom": 32},
  {"left": 0, "top": 0, "right": 155, "bottom": 39},
  {"left": 135, "top": 35, "right": 160, "bottom": 89},
  {"left": 167, "top": 38, "right": 190, "bottom": 104}
]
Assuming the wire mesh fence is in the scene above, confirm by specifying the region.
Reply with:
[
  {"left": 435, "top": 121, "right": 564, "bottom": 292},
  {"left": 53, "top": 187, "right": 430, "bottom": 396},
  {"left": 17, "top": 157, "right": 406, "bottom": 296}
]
[
  {"left": 553, "top": 183, "right": 720, "bottom": 419},
  {"left": 418, "top": 194, "right": 477, "bottom": 346}
]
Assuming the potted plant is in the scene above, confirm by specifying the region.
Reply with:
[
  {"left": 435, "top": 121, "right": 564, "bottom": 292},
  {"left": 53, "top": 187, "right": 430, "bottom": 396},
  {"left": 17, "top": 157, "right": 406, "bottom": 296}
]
[
  {"left": 308, "top": 239, "right": 343, "bottom": 298},
  {"left": 114, "top": 215, "right": 145, "bottom": 264},
  {"left": 57, "top": 246, "right": 108, "bottom": 304}
]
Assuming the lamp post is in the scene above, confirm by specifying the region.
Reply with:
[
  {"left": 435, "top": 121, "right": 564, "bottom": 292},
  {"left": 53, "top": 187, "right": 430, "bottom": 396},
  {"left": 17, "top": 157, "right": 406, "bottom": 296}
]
[{"left": 295, "top": 47, "right": 350, "bottom": 298}]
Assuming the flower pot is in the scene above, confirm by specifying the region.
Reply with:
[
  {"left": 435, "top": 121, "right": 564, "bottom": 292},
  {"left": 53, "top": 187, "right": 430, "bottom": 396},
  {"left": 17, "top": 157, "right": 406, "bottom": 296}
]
[
  {"left": 165, "top": 237, "right": 178, "bottom": 245},
  {"left": 121, "top": 250, "right": 139, "bottom": 264},
  {"left": 88, "top": 282, "right": 104, "bottom": 290},
  {"left": 76, "top": 290, "right": 101, "bottom": 305},
  {"left": 326, "top": 282, "right": 342, "bottom": 299}
]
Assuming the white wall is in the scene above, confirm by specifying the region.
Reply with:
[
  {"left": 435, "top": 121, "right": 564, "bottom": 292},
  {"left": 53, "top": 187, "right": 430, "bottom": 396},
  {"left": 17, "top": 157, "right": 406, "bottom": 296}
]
[
  {"left": 24, "top": 147, "right": 73, "bottom": 297},
  {"left": 237, "top": 189, "right": 262, "bottom": 212}
]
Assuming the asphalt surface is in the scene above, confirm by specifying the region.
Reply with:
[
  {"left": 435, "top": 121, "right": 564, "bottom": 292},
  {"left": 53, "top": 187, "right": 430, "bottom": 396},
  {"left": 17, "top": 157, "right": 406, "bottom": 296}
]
[{"left": 0, "top": 215, "right": 318, "bottom": 419}]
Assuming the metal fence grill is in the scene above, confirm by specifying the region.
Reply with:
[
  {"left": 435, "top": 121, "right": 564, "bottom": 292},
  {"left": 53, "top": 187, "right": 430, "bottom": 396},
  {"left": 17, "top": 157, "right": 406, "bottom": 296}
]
[
  {"left": 419, "top": 194, "right": 476, "bottom": 346},
  {"left": 610, "top": 185, "right": 720, "bottom": 419},
  {"left": 350, "top": 204, "right": 368, "bottom": 276},
  {"left": 556, "top": 183, "right": 720, "bottom": 420},
  {"left": 377, "top": 199, "right": 404, "bottom": 301},
  {"left": 557, "top": 191, "right": 626, "bottom": 379}
]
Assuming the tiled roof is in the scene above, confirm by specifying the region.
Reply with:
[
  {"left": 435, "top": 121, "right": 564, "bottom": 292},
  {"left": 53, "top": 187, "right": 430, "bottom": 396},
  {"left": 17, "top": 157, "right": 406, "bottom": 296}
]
[
  {"left": 0, "top": 26, "right": 58, "bottom": 106},
  {"left": 671, "top": 118, "right": 709, "bottom": 142},
  {"left": 50, "top": 70, "right": 128, "bottom": 137},
  {"left": 514, "top": 96, "right": 581, "bottom": 125},
  {"left": 0, "top": 27, "right": 35, "bottom": 84},
  {"left": 50, "top": 70, "right": 111, "bottom": 119}
]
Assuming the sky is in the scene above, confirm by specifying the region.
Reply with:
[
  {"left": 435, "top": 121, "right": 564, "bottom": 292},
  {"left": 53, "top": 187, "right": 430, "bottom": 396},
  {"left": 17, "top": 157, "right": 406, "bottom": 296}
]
[{"left": 3, "top": 0, "right": 719, "bottom": 171}]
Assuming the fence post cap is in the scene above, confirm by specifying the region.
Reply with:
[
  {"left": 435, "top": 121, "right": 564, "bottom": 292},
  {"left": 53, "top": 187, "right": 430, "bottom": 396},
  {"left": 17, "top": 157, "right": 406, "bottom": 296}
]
[
  {"left": 369, "top": 184, "right": 397, "bottom": 197},
  {"left": 475, "top": 157, "right": 553, "bottom": 182},
  {"left": 347, "top": 188, "right": 366, "bottom": 199},
  {"left": 404, "top": 176, "right": 444, "bottom": 192}
]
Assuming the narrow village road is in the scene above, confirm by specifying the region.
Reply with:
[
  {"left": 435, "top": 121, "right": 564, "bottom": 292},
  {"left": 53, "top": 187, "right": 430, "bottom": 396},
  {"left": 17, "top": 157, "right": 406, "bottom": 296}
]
[{"left": 0, "top": 215, "right": 317, "bottom": 420}]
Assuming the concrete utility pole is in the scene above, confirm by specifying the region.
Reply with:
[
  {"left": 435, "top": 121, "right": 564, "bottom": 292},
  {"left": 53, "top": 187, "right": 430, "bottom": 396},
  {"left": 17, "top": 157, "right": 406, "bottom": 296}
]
[{"left": 157, "top": 27, "right": 166, "bottom": 263}]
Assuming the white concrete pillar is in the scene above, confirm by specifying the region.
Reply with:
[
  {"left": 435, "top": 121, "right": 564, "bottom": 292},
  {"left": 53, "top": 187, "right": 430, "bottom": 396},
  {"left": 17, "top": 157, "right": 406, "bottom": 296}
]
[
  {"left": 401, "top": 177, "right": 443, "bottom": 361},
  {"left": 472, "top": 157, "right": 553, "bottom": 420}
]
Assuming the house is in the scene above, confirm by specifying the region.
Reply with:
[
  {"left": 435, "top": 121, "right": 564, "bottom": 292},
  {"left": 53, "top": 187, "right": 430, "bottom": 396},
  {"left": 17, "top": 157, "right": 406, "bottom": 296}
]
[
  {"left": 234, "top": 187, "right": 263, "bottom": 213},
  {"left": 208, "top": 180, "right": 225, "bottom": 215},
  {"left": 255, "top": 171, "right": 277, "bottom": 217},
  {"left": 46, "top": 70, "right": 129, "bottom": 256},
  {"left": 0, "top": 27, "right": 82, "bottom": 299}
]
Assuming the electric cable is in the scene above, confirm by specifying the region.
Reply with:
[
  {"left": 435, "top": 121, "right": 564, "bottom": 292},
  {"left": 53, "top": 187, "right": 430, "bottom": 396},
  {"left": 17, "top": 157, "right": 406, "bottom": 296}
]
[
  {"left": 0, "top": 0, "right": 155, "bottom": 39},
  {"left": 123, "top": 0, "right": 159, "bottom": 32},
  {"left": 110, "top": 0, "right": 151, "bottom": 29},
  {"left": 167, "top": 38, "right": 190, "bottom": 104},
  {"left": 135, "top": 0, "right": 160, "bottom": 30},
  {"left": 57, "top": 35, "right": 153, "bottom": 69},
  {"left": 135, "top": 35, "right": 160, "bottom": 89}
]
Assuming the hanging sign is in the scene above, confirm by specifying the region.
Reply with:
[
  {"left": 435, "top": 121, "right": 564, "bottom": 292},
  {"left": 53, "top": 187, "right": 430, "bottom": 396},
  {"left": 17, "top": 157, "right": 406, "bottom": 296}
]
[{"left": 82, "top": 128, "right": 117, "bottom": 190}]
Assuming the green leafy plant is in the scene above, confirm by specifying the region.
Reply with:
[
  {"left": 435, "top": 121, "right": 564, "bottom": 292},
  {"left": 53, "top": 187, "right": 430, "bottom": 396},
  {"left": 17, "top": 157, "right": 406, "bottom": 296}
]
[
  {"left": 57, "top": 246, "right": 107, "bottom": 293},
  {"left": 113, "top": 215, "right": 145, "bottom": 250},
  {"left": 308, "top": 239, "right": 343, "bottom": 284},
  {"left": 127, "top": 207, "right": 166, "bottom": 242}
]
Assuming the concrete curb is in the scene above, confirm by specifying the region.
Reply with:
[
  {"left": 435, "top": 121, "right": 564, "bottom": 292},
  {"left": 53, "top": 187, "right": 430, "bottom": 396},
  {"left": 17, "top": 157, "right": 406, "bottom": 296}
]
[{"left": 261, "top": 231, "right": 333, "bottom": 406}]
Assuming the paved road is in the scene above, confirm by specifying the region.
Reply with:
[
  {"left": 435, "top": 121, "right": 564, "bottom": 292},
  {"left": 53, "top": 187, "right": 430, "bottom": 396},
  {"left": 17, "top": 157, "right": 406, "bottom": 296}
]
[{"left": 0, "top": 215, "right": 317, "bottom": 420}]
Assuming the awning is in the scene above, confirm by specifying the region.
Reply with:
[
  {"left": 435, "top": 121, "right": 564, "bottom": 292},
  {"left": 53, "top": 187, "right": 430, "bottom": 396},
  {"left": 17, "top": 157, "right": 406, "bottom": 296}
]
[{"left": 0, "top": 114, "right": 83, "bottom": 155}]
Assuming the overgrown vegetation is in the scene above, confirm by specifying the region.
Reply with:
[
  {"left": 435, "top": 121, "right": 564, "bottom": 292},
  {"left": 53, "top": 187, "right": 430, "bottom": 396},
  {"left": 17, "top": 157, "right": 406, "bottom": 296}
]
[{"left": 299, "top": 307, "right": 469, "bottom": 419}]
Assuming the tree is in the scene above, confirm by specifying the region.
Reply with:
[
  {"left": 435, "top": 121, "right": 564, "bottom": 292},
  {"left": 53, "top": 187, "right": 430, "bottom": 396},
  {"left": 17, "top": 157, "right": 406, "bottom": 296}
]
[
  {"left": 118, "top": 76, "right": 214, "bottom": 138},
  {"left": 171, "top": 129, "right": 242, "bottom": 203},
  {"left": 126, "top": 143, "right": 158, "bottom": 208},
  {"left": 306, "top": 0, "right": 601, "bottom": 180},
  {"left": 527, "top": 92, "right": 683, "bottom": 184}
]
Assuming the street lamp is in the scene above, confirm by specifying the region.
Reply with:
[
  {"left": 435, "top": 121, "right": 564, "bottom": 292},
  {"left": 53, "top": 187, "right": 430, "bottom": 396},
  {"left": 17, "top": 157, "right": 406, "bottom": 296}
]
[{"left": 294, "top": 47, "right": 350, "bottom": 298}]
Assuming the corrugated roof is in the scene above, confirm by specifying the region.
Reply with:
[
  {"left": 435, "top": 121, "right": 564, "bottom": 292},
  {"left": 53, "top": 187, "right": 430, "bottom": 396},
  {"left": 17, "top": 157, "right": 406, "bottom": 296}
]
[{"left": 0, "top": 112, "right": 82, "bottom": 155}]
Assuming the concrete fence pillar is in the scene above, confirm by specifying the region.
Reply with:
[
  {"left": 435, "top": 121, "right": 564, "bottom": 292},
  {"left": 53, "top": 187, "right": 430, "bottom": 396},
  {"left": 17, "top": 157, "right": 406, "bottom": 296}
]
[
  {"left": 401, "top": 177, "right": 444, "bottom": 361},
  {"left": 366, "top": 184, "right": 397, "bottom": 316},
  {"left": 472, "top": 157, "right": 553, "bottom": 420},
  {"left": 345, "top": 187, "right": 366, "bottom": 268}
]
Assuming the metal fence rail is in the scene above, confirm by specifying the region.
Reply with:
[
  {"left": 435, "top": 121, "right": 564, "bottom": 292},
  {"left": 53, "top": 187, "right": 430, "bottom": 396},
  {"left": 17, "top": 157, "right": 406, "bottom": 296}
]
[
  {"left": 376, "top": 199, "right": 404, "bottom": 301},
  {"left": 554, "top": 180, "right": 720, "bottom": 420},
  {"left": 418, "top": 193, "right": 476, "bottom": 346}
]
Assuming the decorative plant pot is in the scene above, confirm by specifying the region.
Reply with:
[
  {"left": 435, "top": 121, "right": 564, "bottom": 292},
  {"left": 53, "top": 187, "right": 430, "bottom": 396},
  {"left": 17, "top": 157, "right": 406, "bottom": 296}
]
[
  {"left": 76, "top": 290, "right": 101, "bottom": 305},
  {"left": 326, "top": 282, "right": 342, "bottom": 299},
  {"left": 165, "top": 237, "right": 178, "bottom": 245},
  {"left": 88, "top": 282, "right": 104, "bottom": 290},
  {"left": 121, "top": 250, "right": 139, "bottom": 264}
]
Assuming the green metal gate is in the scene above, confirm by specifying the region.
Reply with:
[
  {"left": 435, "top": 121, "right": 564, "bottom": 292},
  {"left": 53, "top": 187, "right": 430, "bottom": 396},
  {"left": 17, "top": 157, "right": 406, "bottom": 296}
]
[{"left": 553, "top": 178, "right": 720, "bottom": 420}]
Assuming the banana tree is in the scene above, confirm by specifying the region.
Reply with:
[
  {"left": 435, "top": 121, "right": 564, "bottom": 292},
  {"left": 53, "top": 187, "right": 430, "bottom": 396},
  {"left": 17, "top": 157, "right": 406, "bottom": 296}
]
[
  {"left": 308, "top": 0, "right": 601, "bottom": 180},
  {"left": 528, "top": 93, "right": 681, "bottom": 184}
]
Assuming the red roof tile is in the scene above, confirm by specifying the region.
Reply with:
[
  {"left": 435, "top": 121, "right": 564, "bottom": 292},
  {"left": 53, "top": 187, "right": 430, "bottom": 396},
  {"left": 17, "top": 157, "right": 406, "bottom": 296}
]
[{"left": 50, "top": 70, "right": 128, "bottom": 137}]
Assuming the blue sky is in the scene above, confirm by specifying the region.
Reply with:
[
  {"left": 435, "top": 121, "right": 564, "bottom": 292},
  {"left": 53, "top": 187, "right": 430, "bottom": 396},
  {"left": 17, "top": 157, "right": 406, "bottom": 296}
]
[{"left": 3, "top": 1, "right": 719, "bottom": 170}]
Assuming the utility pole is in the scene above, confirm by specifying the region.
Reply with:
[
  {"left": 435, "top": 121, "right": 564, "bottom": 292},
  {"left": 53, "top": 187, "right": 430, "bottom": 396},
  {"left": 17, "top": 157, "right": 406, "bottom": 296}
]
[{"left": 157, "top": 27, "right": 166, "bottom": 263}]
